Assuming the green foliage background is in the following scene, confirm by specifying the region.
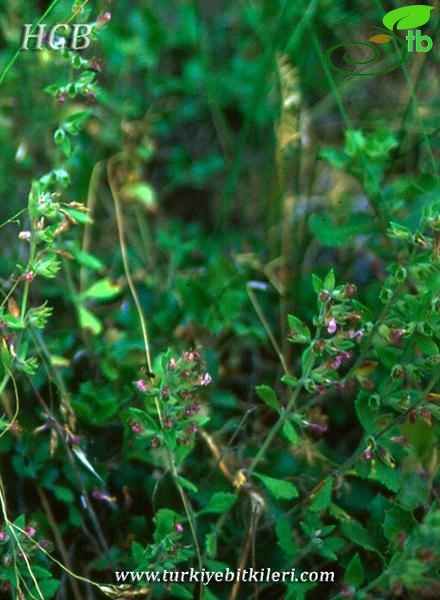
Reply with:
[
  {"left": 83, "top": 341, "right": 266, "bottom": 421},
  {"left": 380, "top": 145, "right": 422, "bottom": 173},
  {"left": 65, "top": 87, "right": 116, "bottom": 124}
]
[{"left": 0, "top": 0, "right": 439, "bottom": 598}]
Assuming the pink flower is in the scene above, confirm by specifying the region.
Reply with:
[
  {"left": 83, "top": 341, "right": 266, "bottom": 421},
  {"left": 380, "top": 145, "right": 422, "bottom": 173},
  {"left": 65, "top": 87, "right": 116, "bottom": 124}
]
[
  {"left": 0, "top": 531, "right": 7, "bottom": 542},
  {"left": 24, "top": 271, "right": 35, "bottom": 282},
  {"left": 18, "top": 231, "right": 31, "bottom": 241},
  {"left": 168, "top": 358, "right": 178, "bottom": 369},
  {"left": 327, "top": 318, "right": 337, "bottom": 334},
  {"left": 174, "top": 523, "right": 184, "bottom": 533},
  {"left": 24, "top": 527, "right": 36, "bottom": 538},
  {"left": 135, "top": 379, "right": 148, "bottom": 393},
  {"left": 131, "top": 422, "right": 143, "bottom": 434}
]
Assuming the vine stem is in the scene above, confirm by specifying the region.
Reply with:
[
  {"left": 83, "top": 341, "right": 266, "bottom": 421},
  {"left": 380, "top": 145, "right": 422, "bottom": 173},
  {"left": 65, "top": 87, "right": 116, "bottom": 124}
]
[{"left": 107, "top": 155, "right": 203, "bottom": 597}]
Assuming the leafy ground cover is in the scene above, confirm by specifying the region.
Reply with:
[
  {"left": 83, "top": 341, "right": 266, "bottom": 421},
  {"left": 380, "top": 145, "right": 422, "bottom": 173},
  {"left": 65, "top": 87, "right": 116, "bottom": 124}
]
[{"left": 0, "top": 1, "right": 439, "bottom": 598}]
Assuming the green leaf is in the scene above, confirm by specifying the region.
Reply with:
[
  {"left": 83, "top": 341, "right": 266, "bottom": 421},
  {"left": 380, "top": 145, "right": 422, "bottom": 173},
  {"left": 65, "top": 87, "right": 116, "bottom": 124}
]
[
  {"left": 255, "top": 473, "right": 299, "bottom": 500},
  {"left": 311, "top": 273, "right": 323, "bottom": 294},
  {"left": 52, "top": 485, "right": 74, "bottom": 503},
  {"left": 131, "top": 540, "right": 146, "bottom": 565},
  {"left": 275, "top": 515, "right": 298, "bottom": 556},
  {"left": 345, "top": 129, "right": 366, "bottom": 156},
  {"left": 282, "top": 420, "right": 299, "bottom": 445},
  {"left": 369, "top": 461, "right": 400, "bottom": 493},
  {"left": 255, "top": 385, "right": 279, "bottom": 410},
  {"left": 78, "top": 305, "right": 102, "bottom": 335},
  {"left": 310, "top": 477, "right": 333, "bottom": 513},
  {"left": 33, "top": 254, "right": 61, "bottom": 278},
  {"left": 177, "top": 476, "right": 198, "bottom": 493},
  {"left": 383, "top": 505, "right": 416, "bottom": 542},
  {"left": 341, "top": 520, "right": 381, "bottom": 554},
  {"left": 81, "top": 278, "right": 121, "bottom": 301},
  {"left": 323, "top": 269, "right": 336, "bottom": 291},
  {"left": 69, "top": 245, "right": 104, "bottom": 271},
  {"left": 287, "top": 315, "right": 311, "bottom": 343},
  {"left": 383, "top": 5, "right": 434, "bottom": 30},
  {"left": 309, "top": 213, "right": 376, "bottom": 247},
  {"left": 345, "top": 553, "right": 365, "bottom": 587},
  {"left": 201, "top": 492, "right": 237, "bottom": 514},
  {"left": 54, "top": 128, "right": 72, "bottom": 157},
  {"left": 281, "top": 374, "right": 299, "bottom": 389},
  {"left": 122, "top": 182, "right": 157, "bottom": 211},
  {"left": 205, "top": 531, "right": 217, "bottom": 558}
]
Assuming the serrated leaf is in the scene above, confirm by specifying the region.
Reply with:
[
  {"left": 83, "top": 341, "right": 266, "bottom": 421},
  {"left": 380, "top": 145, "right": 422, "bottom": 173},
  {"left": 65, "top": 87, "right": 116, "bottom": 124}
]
[
  {"left": 287, "top": 315, "right": 311, "bottom": 343},
  {"left": 255, "top": 473, "right": 299, "bottom": 500},
  {"left": 341, "top": 520, "right": 381, "bottom": 554},
  {"left": 345, "top": 553, "right": 365, "bottom": 587},
  {"left": 310, "top": 477, "right": 333, "bottom": 512},
  {"left": 282, "top": 420, "right": 299, "bottom": 445},
  {"left": 275, "top": 515, "right": 298, "bottom": 556},
  {"left": 255, "top": 385, "right": 279, "bottom": 410},
  {"left": 383, "top": 5, "right": 434, "bottom": 31},
  {"left": 81, "top": 278, "right": 121, "bottom": 301},
  {"left": 201, "top": 492, "right": 237, "bottom": 514}
]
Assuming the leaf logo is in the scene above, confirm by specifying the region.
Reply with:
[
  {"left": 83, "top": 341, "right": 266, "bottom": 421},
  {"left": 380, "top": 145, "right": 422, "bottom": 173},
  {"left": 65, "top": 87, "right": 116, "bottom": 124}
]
[
  {"left": 369, "top": 34, "right": 393, "bottom": 44},
  {"left": 383, "top": 5, "right": 434, "bottom": 31}
]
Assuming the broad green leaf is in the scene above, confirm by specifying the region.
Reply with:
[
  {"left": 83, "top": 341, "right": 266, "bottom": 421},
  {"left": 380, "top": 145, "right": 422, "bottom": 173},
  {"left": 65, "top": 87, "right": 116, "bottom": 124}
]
[
  {"left": 255, "top": 473, "right": 299, "bottom": 500},
  {"left": 345, "top": 553, "right": 365, "bottom": 587},
  {"left": 282, "top": 420, "right": 299, "bottom": 445},
  {"left": 78, "top": 305, "right": 102, "bottom": 335},
  {"left": 201, "top": 491, "right": 237, "bottom": 514},
  {"left": 310, "top": 477, "right": 333, "bottom": 512},
  {"left": 383, "top": 5, "right": 434, "bottom": 30},
  {"left": 311, "top": 273, "right": 323, "bottom": 293},
  {"left": 255, "top": 385, "right": 279, "bottom": 410},
  {"left": 81, "top": 278, "right": 121, "bottom": 301}
]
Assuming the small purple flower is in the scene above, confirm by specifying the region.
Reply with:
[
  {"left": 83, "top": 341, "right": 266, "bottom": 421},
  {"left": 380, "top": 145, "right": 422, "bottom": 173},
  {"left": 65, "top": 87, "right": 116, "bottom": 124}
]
[
  {"left": 24, "top": 527, "right": 36, "bottom": 538},
  {"left": 327, "top": 318, "right": 337, "bottom": 334},
  {"left": 361, "top": 447, "right": 373, "bottom": 461},
  {"left": 174, "top": 523, "right": 184, "bottom": 533},
  {"left": 334, "top": 381, "right": 346, "bottom": 392},
  {"left": 150, "top": 437, "right": 160, "bottom": 448},
  {"left": 0, "top": 531, "right": 7, "bottom": 542},
  {"left": 168, "top": 358, "right": 178, "bottom": 369},
  {"left": 92, "top": 489, "right": 108, "bottom": 501},
  {"left": 197, "top": 372, "right": 212, "bottom": 386},
  {"left": 331, "top": 355, "right": 343, "bottom": 369},
  {"left": 304, "top": 421, "right": 328, "bottom": 434},
  {"left": 135, "top": 379, "right": 148, "bottom": 393},
  {"left": 352, "top": 328, "right": 365, "bottom": 343}
]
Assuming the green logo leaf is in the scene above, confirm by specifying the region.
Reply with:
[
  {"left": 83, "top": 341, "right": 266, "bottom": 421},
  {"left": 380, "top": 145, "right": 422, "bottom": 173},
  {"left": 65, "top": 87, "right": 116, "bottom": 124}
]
[{"left": 383, "top": 5, "right": 434, "bottom": 30}]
